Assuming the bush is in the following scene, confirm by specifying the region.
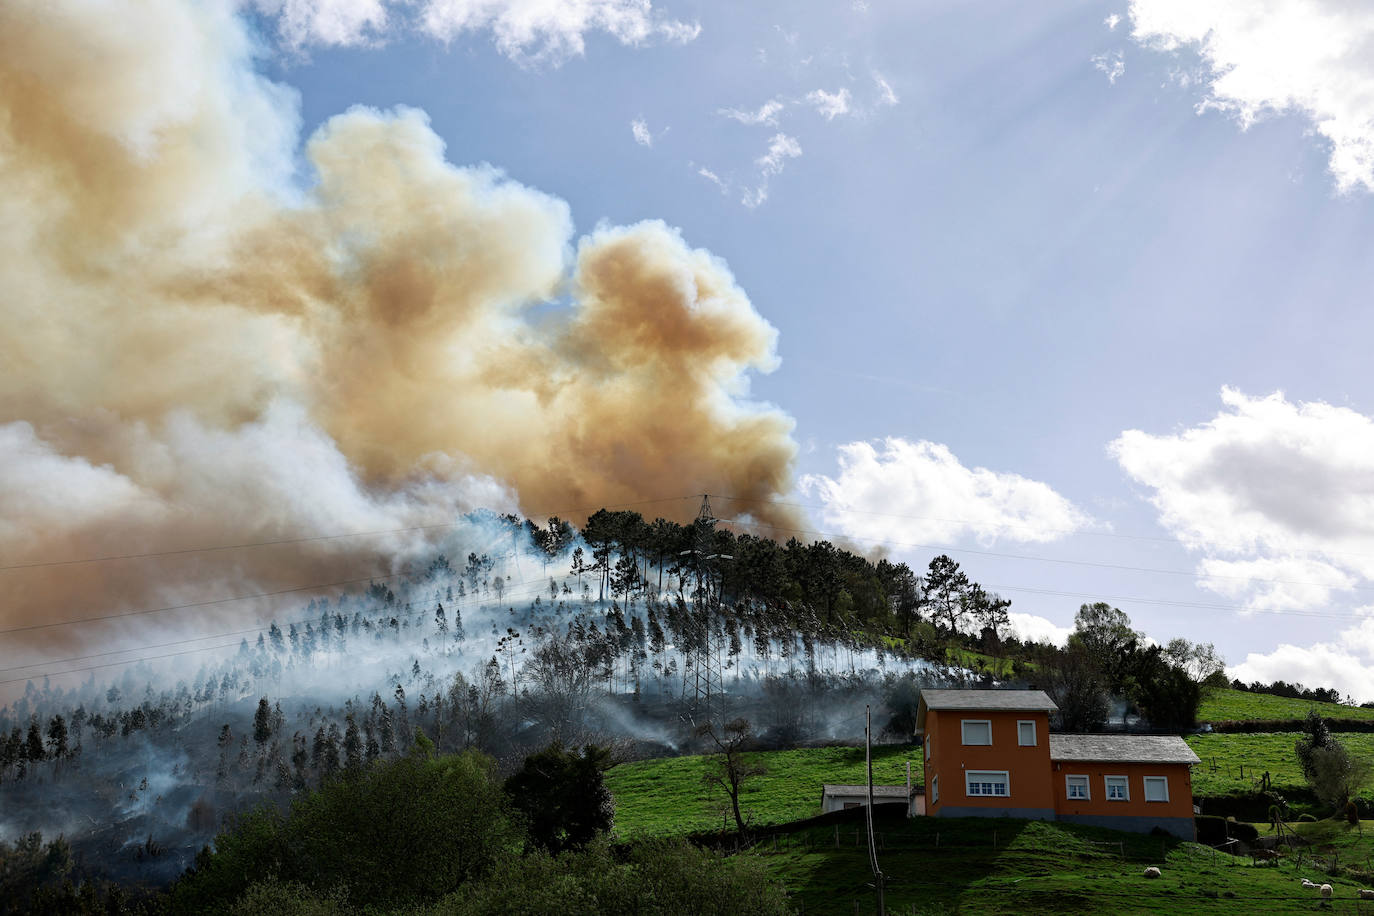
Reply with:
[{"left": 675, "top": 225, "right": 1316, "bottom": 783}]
[
  {"left": 1347, "top": 801, "right": 1360, "bottom": 826},
  {"left": 171, "top": 748, "right": 520, "bottom": 912}
]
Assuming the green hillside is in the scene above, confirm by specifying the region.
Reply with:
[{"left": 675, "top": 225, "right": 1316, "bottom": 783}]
[{"left": 1198, "top": 687, "right": 1374, "bottom": 724}]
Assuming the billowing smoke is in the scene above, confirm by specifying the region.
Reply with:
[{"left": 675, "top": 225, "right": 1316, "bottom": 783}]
[{"left": 0, "top": 0, "right": 800, "bottom": 656}]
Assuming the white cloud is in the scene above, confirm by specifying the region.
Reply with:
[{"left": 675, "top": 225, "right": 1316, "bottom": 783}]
[
  {"left": 696, "top": 166, "right": 727, "bottom": 192},
  {"left": 1104, "top": 13, "right": 1122, "bottom": 31},
  {"left": 1112, "top": 388, "right": 1374, "bottom": 609},
  {"left": 1009, "top": 612, "right": 1073, "bottom": 647},
  {"left": 873, "top": 71, "right": 899, "bottom": 107},
  {"left": 1092, "top": 50, "right": 1125, "bottom": 85},
  {"left": 720, "top": 99, "right": 785, "bottom": 126},
  {"left": 255, "top": 0, "right": 701, "bottom": 63},
  {"left": 254, "top": 0, "right": 391, "bottom": 48},
  {"left": 1128, "top": 0, "right": 1374, "bottom": 192},
  {"left": 756, "top": 132, "right": 801, "bottom": 176},
  {"left": 800, "top": 438, "right": 1090, "bottom": 547},
  {"left": 631, "top": 117, "right": 652, "bottom": 147},
  {"left": 806, "top": 87, "right": 852, "bottom": 119}
]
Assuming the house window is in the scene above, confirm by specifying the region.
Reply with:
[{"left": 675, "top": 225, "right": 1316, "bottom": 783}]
[
  {"left": 932, "top": 775, "right": 939, "bottom": 804},
  {"left": 1017, "top": 720, "right": 1036, "bottom": 746},
  {"left": 1143, "top": 776, "right": 1169, "bottom": 802},
  {"left": 961, "top": 719, "right": 992, "bottom": 745},
  {"left": 965, "top": 771, "right": 1010, "bottom": 798},
  {"left": 924, "top": 736, "right": 930, "bottom": 762},
  {"left": 1065, "top": 775, "right": 1090, "bottom": 800},
  {"left": 1105, "top": 776, "right": 1129, "bottom": 801}
]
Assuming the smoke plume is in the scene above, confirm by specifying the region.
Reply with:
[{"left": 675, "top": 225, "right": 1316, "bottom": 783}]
[{"left": 0, "top": 0, "right": 800, "bottom": 657}]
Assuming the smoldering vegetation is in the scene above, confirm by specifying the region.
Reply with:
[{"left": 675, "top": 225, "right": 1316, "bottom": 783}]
[{"left": 0, "top": 511, "right": 969, "bottom": 886}]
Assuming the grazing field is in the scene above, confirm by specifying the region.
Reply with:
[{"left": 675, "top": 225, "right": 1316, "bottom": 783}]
[
  {"left": 754, "top": 814, "right": 1374, "bottom": 915},
  {"left": 1198, "top": 687, "right": 1374, "bottom": 725},
  {"left": 1186, "top": 732, "right": 1374, "bottom": 803},
  {"left": 607, "top": 744, "right": 922, "bottom": 837}
]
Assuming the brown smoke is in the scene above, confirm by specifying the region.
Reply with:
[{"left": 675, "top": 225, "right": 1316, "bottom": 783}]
[{"left": 0, "top": 0, "right": 801, "bottom": 664}]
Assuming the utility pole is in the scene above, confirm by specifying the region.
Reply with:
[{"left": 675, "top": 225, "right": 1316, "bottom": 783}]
[{"left": 865, "top": 705, "right": 886, "bottom": 916}]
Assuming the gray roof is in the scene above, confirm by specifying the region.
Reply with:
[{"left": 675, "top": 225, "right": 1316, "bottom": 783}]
[
  {"left": 917, "top": 688, "right": 1058, "bottom": 719},
  {"left": 1049, "top": 734, "right": 1200, "bottom": 765},
  {"left": 822, "top": 784, "right": 911, "bottom": 798}
]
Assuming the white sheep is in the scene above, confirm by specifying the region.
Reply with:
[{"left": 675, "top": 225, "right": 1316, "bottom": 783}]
[
  {"left": 1301, "top": 879, "right": 1318, "bottom": 888},
  {"left": 1320, "top": 884, "right": 1333, "bottom": 899},
  {"left": 1143, "top": 867, "right": 1161, "bottom": 879},
  {"left": 1358, "top": 888, "right": 1374, "bottom": 900}
]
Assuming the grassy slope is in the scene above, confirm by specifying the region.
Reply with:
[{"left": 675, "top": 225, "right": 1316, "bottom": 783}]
[
  {"left": 755, "top": 815, "right": 1374, "bottom": 915},
  {"left": 1187, "top": 733, "right": 1374, "bottom": 803},
  {"left": 1198, "top": 687, "right": 1374, "bottom": 723},
  {"left": 607, "top": 745, "right": 922, "bottom": 837}
]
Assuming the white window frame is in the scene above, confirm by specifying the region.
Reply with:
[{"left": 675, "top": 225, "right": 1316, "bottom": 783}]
[
  {"left": 1017, "top": 719, "right": 1037, "bottom": 747},
  {"left": 1104, "top": 775, "right": 1130, "bottom": 801},
  {"left": 1143, "top": 776, "right": 1169, "bottom": 802},
  {"left": 1065, "top": 774, "right": 1090, "bottom": 801},
  {"left": 932, "top": 774, "right": 939, "bottom": 804},
  {"left": 965, "top": 770, "right": 1010, "bottom": 798},
  {"left": 961, "top": 719, "right": 993, "bottom": 746}
]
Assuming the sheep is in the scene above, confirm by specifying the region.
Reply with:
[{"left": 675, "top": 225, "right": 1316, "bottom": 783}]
[
  {"left": 1301, "top": 879, "right": 1318, "bottom": 888},
  {"left": 1320, "top": 884, "right": 1333, "bottom": 899},
  {"left": 1143, "top": 867, "right": 1161, "bottom": 879},
  {"left": 1358, "top": 889, "right": 1374, "bottom": 900}
]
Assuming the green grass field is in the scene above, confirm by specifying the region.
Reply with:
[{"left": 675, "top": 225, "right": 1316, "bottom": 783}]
[
  {"left": 1187, "top": 733, "right": 1374, "bottom": 803},
  {"left": 754, "top": 814, "right": 1374, "bottom": 915},
  {"left": 607, "top": 745, "right": 923, "bottom": 837},
  {"left": 1198, "top": 687, "right": 1374, "bottom": 724}
]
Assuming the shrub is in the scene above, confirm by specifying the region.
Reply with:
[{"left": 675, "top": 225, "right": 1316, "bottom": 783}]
[{"left": 1347, "top": 800, "right": 1360, "bottom": 826}]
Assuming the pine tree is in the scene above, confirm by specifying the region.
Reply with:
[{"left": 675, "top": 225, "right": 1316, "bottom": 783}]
[
  {"left": 46, "top": 714, "right": 68, "bottom": 760},
  {"left": 343, "top": 715, "right": 362, "bottom": 772},
  {"left": 25, "top": 720, "right": 45, "bottom": 763},
  {"left": 253, "top": 697, "right": 273, "bottom": 747}
]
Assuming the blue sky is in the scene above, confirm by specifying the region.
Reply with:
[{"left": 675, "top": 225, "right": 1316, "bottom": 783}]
[
  {"left": 247, "top": 0, "right": 1374, "bottom": 692},
  {"left": 7, "top": 0, "right": 1374, "bottom": 697}
]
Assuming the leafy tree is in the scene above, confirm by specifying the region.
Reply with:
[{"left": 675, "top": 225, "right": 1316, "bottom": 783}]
[
  {"left": 1295, "top": 709, "right": 1338, "bottom": 780},
  {"left": 1307, "top": 741, "right": 1372, "bottom": 811},
  {"left": 503, "top": 743, "right": 614, "bottom": 853},
  {"left": 924, "top": 555, "right": 969, "bottom": 635},
  {"left": 1070, "top": 602, "right": 1141, "bottom": 690},
  {"left": 24, "top": 720, "right": 45, "bottom": 764},
  {"left": 45, "top": 715, "right": 68, "bottom": 761},
  {"left": 1037, "top": 642, "right": 1110, "bottom": 733},
  {"left": 1129, "top": 650, "right": 1201, "bottom": 731}
]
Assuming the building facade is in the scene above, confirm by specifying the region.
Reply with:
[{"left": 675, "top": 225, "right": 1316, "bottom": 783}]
[{"left": 916, "top": 689, "right": 1198, "bottom": 838}]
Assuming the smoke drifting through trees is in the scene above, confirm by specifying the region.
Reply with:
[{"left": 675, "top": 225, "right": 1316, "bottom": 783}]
[
  {"left": 0, "top": 511, "right": 958, "bottom": 886},
  {"left": 0, "top": 0, "right": 803, "bottom": 657}
]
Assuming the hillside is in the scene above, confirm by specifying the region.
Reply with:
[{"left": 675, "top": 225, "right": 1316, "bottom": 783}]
[{"left": 1197, "top": 688, "right": 1374, "bottom": 726}]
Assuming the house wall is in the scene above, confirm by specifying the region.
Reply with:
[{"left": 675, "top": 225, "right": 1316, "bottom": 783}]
[
  {"left": 925, "top": 708, "right": 1055, "bottom": 820},
  {"left": 1050, "top": 760, "right": 1195, "bottom": 837}
]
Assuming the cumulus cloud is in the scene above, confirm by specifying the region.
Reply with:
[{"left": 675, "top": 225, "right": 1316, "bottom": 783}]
[
  {"left": 1229, "top": 613, "right": 1374, "bottom": 702},
  {"left": 720, "top": 99, "right": 785, "bottom": 126},
  {"left": 1009, "top": 612, "right": 1073, "bottom": 647},
  {"left": 1112, "top": 388, "right": 1374, "bottom": 609},
  {"left": 1128, "top": 0, "right": 1374, "bottom": 192},
  {"left": 800, "top": 438, "right": 1090, "bottom": 547},
  {"left": 631, "top": 117, "right": 652, "bottom": 147},
  {"left": 0, "top": 0, "right": 801, "bottom": 653},
  {"left": 253, "top": 0, "right": 701, "bottom": 62},
  {"left": 1092, "top": 50, "right": 1125, "bottom": 85},
  {"left": 806, "top": 87, "right": 851, "bottom": 119}
]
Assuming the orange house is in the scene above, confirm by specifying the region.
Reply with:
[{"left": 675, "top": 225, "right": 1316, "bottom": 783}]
[{"left": 916, "top": 689, "right": 1198, "bottom": 838}]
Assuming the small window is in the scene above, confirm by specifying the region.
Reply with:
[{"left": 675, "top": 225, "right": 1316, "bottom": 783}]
[
  {"left": 1105, "top": 775, "right": 1129, "bottom": 801},
  {"left": 932, "top": 774, "right": 940, "bottom": 804},
  {"left": 1017, "top": 720, "right": 1036, "bottom": 746},
  {"left": 842, "top": 801, "right": 861, "bottom": 810},
  {"left": 1143, "top": 776, "right": 1169, "bottom": 802},
  {"left": 1065, "top": 775, "right": 1090, "bottom": 800},
  {"left": 965, "top": 770, "right": 1010, "bottom": 798},
  {"left": 961, "top": 719, "right": 992, "bottom": 745},
  {"left": 924, "top": 736, "right": 930, "bottom": 762}
]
